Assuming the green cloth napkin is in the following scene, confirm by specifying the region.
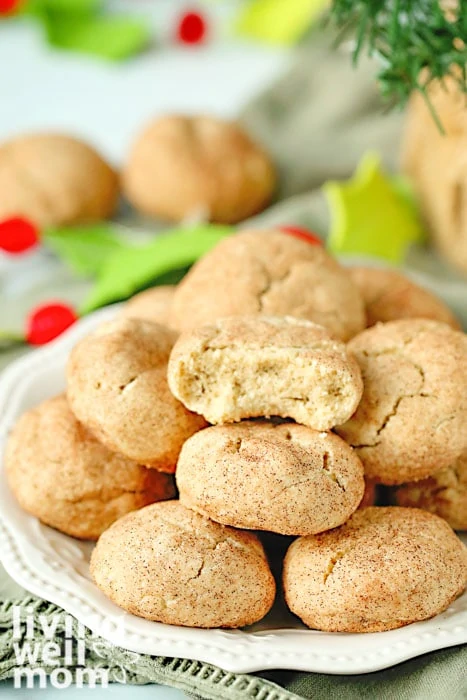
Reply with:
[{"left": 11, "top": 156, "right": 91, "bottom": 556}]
[{"left": 1, "top": 28, "right": 466, "bottom": 700}]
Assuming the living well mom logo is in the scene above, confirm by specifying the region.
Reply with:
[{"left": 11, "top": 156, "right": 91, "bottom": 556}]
[{"left": 11, "top": 604, "right": 128, "bottom": 689}]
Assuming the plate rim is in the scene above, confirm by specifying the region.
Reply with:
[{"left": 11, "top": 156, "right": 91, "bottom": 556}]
[{"left": 0, "top": 305, "right": 466, "bottom": 675}]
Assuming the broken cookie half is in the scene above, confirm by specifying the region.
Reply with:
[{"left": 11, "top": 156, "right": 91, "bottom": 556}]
[{"left": 167, "top": 315, "right": 363, "bottom": 430}]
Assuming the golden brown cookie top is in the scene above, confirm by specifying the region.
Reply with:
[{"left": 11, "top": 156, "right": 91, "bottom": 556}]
[
  {"left": 0, "top": 132, "right": 118, "bottom": 227},
  {"left": 176, "top": 420, "right": 365, "bottom": 535},
  {"left": 336, "top": 319, "right": 467, "bottom": 484},
  {"left": 122, "top": 115, "right": 275, "bottom": 224},
  {"left": 171, "top": 229, "right": 365, "bottom": 340},
  {"left": 395, "top": 451, "right": 467, "bottom": 531},
  {"left": 67, "top": 317, "right": 206, "bottom": 470},
  {"left": 120, "top": 286, "right": 176, "bottom": 327},
  {"left": 349, "top": 266, "right": 460, "bottom": 329},
  {"left": 90, "top": 500, "right": 276, "bottom": 628},
  {"left": 283, "top": 506, "right": 467, "bottom": 632},
  {"left": 5, "top": 394, "right": 174, "bottom": 539}
]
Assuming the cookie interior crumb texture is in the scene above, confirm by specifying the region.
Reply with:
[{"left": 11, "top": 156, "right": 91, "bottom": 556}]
[
  {"left": 90, "top": 501, "right": 276, "bottom": 628},
  {"left": 283, "top": 507, "right": 467, "bottom": 633},
  {"left": 168, "top": 315, "right": 363, "bottom": 430},
  {"left": 176, "top": 421, "right": 365, "bottom": 535}
]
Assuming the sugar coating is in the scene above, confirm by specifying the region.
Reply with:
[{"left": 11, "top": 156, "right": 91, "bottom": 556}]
[
  {"left": 171, "top": 229, "right": 366, "bottom": 341},
  {"left": 67, "top": 318, "right": 206, "bottom": 471},
  {"left": 395, "top": 451, "right": 467, "bottom": 530},
  {"left": 283, "top": 507, "right": 467, "bottom": 633},
  {"left": 90, "top": 501, "right": 276, "bottom": 628},
  {"left": 168, "top": 315, "right": 363, "bottom": 430},
  {"left": 349, "top": 266, "right": 460, "bottom": 329},
  {"left": 0, "top": 133, "right": 118, "bottom": 227},
  {"left": 336, "top": 319, "right": 467, "bottom": 484},
  {"left": 120, "top": 286, "right": 177, "bottom": 328},
  {"left": 176, "top": 421, "right": 365, "bottom": 536},
  {"left": 5, "top": 395, "right": 175, "bottom": 540},
  {"left": 122, "top": 115, "right": 275, "bottom": 224}
]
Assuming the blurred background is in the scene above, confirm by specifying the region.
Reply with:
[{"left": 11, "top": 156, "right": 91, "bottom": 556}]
[{"left": 1, "top": 0, "right": 466, "bottom": 353}]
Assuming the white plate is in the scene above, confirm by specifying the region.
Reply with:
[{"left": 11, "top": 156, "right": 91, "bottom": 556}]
[{"left": 0, "top": 306, "right": 466, "bottom": 675}]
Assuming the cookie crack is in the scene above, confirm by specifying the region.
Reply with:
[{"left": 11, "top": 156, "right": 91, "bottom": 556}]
[{"left": 322, "top": 452, "right": 346, "bottom": 492}]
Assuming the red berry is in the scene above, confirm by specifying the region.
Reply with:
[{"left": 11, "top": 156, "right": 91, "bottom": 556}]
[
  {"left": 0, "top": 217, "right": 39, "bottom": 254},
  {"left": 176, "top": 11, "right": 207, "bottom": 45},
  {"left": 280, "top": 226, "right": 322, "bottom": 246},
  {"left": 26, "top": 303, "right": 78, "bottom": 346},
  {"left": 0, "top": 0, "right": 19, "bottom": 14}
]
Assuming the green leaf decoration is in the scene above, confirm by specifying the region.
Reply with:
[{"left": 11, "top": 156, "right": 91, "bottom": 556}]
[
  {"left": 81, "top": 225, "right": 233, "bottom": 314},
  {"left": 43, "top": 224, "right": 126, "bottom": 277},
  {"left": 25, "top": 0, "right": 100, "bottom": 18},
  {"left": 0, "top": 330, "right": 25, "bottom": 350},
  {"left": 43, "top": 14, "right": 150, "bottom": 60},
  {"left": 324, "top": 152, "right": 425, "bottom": 263}
]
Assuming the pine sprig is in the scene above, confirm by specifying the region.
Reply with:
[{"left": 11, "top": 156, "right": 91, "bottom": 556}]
[{"left": 329, "top": 0, "right": 467, "bottom": 112}]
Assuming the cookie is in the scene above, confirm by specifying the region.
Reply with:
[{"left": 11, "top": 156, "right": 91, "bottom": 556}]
[
  {"left": 5, "top": 395, "right": 175, "bottom": 540},
  {"left": 0, "top": 133, "right": 118, "bottom": 227},
  {"left": 395, "top": 451, "right": 467, "bottom": 530},
  {"left": 171, "top": 229, "right": 365, "bottom": 340},
  {"left": 168, "top": 315, "right": 363, "bottom": 430},
  {"left": 176, "top": 421, "right": 365, "bottom": 535},
  {"left": 349, "top": 266, "right": 460, "bottom": 329},
  {"left": 120, "top": 285, "right": 176, "bottom": 327},
  {"left": 283, "top": 507, "right": 467, "bottom": 633},
  {"left": 122, "top": 115, "right": 275, "bottom": 224},
  {"left": 90, "top": 501, "right": 276, "bottom": 627},
  {"left": 335, "top": 320, "right": 467, "bottom": 484},
  {"left": 67, "top": 318, "right": 206, "bottom": 471}
]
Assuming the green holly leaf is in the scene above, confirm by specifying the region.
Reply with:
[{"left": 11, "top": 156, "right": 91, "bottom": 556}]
[
  {"left": 25, "top": 0, "right": 100, "bottom": 18},
  {"left": 43, "top": 14, "right": 150, "bottom": 60},
  {"left": 43, "top": 224, "right": 126, "bottom": 277},
  {"left": 81, "top": 225, "right": 233, "bottom": 313},
  {"left": 324, "top": 153, "right": 425, "bottom": 263}
]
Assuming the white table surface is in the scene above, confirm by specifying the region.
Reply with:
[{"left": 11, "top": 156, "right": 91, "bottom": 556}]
[{"left": 0, "top": 3, "right": 290, "bottom": 698}]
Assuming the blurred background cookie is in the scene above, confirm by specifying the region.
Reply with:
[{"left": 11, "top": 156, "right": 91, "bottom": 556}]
[
  {"left": 171, "top": 229, "right": 365, "bottom": 340},
  {"left": 122, "top": 115, "right": 276, "bottom": 223},
  {"left": 349, "top": 266, "right": 460, "bottom": 329},
  {"left": 168, "top": 315, "right": 363, "bottom": 430},
  {"left": 67, "top": 317, "right": 206, "bottom": 471},
  {"left": 90, "top": 501, "right": 276, "bottom": 628},
  {"left": 336, "top": 320, "right": 467, "bottom": 484},
  {"left": 176, "top": 421, "right": 364, "bottom": 535},
  {"left": 0, "top": 133, "right": 119, "bottom": 227},
  {"left": 5, "top": 395, "right": 175, "bottom": 540},
  {"left": 283, "top": 507, "right": 467, "bottom": 632},
  {"left": 394, "top": 451, "right": 467, "bottom": 531},
  {"left": 120, "top": 285, "right": 176, "bottom": 327}
]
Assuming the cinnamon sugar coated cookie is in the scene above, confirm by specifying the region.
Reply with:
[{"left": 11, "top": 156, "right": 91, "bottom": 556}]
[
  {"left": 122, "top": 115, "right": 275, "bottom": 223},
  {"left": 349, "top": 266, "right": 460, "bottom": 329},
  {"left": 171, "top": 229, "right": 366, "bottom": 340},
  {"left": 335, "top": 320, "right": 467, "bottom": 484},
  {"left": 283, "top": 507, "right": 467, "bottom": 633},
  {"left": 0, "top": 133, "right": 118, "bottom": 227},
  {"left": 168, "top": 315, "right": 363, "bottom": 430},
  {"left": 67, "top": 318, "right": 206, "bottom": 471},
  {"left": 120, "top": 286, "right": 176, "bottom": 327},
  {"left": 5, "top": 395, "right": 174, "bottom": 540},
  {"left": 395, "top": 452, "right": 467, "bottom": 530},
  {"left": 90, "top": 501, "right": 276, "bottom": 627},
  {"left": 176, "top": 421, "right": 365, "bottom": 535}
]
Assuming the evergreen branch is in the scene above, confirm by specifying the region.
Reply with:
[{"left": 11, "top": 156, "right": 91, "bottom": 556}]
[{"left": 328, "top": 0, "right": 467, "bottom": 107}]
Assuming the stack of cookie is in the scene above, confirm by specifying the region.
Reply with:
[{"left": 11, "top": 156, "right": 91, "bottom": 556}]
[{"left": 6, "top": 228, "right": 467, "bottom": 633}]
